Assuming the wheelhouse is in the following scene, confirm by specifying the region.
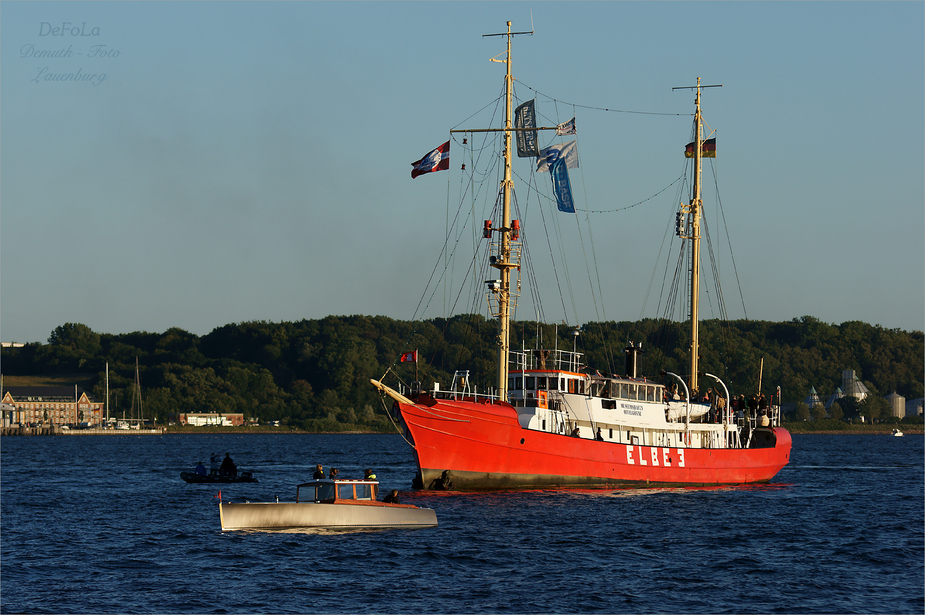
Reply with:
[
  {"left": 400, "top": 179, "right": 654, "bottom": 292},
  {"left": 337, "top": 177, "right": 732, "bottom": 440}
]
[
  {"left": 507, "top": 348, "right": 665, "bottom": 409},
  {"left": 296, "top": 479, "right": 379, "bottom": 503}
]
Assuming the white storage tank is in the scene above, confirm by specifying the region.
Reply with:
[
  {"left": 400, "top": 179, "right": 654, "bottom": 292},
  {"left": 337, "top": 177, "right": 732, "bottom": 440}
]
[{"left": 885, "top": 391, "right": 906, "bottom": 419}]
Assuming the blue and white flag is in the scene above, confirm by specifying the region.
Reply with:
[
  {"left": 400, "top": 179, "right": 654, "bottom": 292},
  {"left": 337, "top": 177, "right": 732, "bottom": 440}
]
[
  {"left": 550, "top": 156, "right": 575, "bottom": 213},
  {"left": 555, "top": 117, "right": 576, "bottom": 136},
  {"left": 536, "top": 140, "right": 578, "bottom": 173},
  {"left": 515, "top": 100, "right": 539, "bottom": 157}
]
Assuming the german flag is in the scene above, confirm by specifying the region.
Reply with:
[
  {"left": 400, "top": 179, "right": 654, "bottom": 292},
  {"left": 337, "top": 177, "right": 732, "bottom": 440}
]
[{"left": 684, "top": 138, "right": 716, "bottom": 158}]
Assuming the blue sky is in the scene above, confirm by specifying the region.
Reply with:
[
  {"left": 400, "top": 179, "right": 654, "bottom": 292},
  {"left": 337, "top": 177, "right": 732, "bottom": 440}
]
[{"left": 2, "top": 1, "right": 923, "bottom": 344}]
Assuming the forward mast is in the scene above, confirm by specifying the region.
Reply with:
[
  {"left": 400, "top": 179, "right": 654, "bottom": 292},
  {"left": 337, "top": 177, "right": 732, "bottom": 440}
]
[
  {"left": 454, "top": 21, "right": 547, "bottom": 402},
  {"left": 493, "top": 21, "right": 516, "bottom": 402}
]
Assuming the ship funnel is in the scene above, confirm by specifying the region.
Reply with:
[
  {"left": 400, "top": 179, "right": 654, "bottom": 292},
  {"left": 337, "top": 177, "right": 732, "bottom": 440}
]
[{"left": 624, "top": 342, "right": 643, "bottom": 378}]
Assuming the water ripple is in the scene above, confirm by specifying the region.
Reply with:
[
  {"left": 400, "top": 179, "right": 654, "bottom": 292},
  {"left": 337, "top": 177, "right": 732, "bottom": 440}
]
[{"left": 1, "top": 433, "right": 922, "bottom": 613}]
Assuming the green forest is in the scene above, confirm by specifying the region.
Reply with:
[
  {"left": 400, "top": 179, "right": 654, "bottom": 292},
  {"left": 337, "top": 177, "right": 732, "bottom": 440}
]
[{"left": 2, "top": 315, "right": 922, "bottom": 430}]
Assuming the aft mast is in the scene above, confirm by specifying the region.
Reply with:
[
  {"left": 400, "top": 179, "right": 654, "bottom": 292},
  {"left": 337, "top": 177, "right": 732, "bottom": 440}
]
[
  {"left": 690, "top": 79, "right": 703, "bottom": 396},
  {"left": 674, "top": 77, "right": 721, "bottom": 396}
]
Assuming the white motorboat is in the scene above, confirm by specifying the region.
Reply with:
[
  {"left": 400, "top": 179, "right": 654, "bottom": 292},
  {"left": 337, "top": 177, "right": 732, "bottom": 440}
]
[
  {"left": 892, "top": 428, "right": 904, "bottom": 437},
  {"left": 218, "top": 479, "right": 437, "bottom": 531}
]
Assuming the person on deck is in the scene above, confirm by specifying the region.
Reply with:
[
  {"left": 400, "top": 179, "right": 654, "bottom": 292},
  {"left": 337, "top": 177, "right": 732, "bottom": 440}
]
[
  {"left": 595, "top": 427, "right": 604, "bottom": 441},
  {"left": 364, "top": 468, "right": 377, "bottom": 480},
  {"left": 328, "top": 468, "right": 339, "bottom": 479},
  {"left": 382, "top": 489, "right": 400, "bottom": 504},
  {"left": 194, "top": 461, "right": 207, "bottom": 476},
  {"left": 715, "top": 393, "right": 727, "bottom": 422},
  {"left": 313, "top": 464, "right": 325, "bottom": 479},
  {"left": 220, "top": 453, "right": 237, "bottom": 477},
  {"left": 210, "top": 453, "right": 220, "bottom": 476}
]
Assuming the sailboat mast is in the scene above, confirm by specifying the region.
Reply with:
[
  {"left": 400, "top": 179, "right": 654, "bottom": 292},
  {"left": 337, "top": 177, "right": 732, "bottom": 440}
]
[
  {"left": 689, "top": 78, "right": 703, "bottom": 395},
  {"left": 495, "top": 21, "right": 515, "bottom": 401},
  {"left": 131, "top": 356, "right": 142, "bottom": 423}
]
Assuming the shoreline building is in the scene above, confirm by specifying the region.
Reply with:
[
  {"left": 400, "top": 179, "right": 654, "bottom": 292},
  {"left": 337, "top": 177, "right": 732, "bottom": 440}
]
[
  {"left": 804, "top": 386, "right": 823, "bottom": 409},
  {"left": 906, "top": 398, "right": 924, "bottom": 417},
  {"left": 1, "top": 386, "right": 103, "bottom": 427},
  {"left": 172, "top": 412, "right": 245, "bottom": 426},
  {"left": 825, "top": 387, "right": 845, "bottom": 409},
  {"left": 842, "top": 370, "right": 869, "bottom": 401},
  {"left": 885, "top": 392, "right": 906, "bottom": 419}
]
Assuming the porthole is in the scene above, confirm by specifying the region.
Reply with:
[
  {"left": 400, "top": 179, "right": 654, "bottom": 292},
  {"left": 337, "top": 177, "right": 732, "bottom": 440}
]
[{"left": 520, "top": 438, "right": 525, "bottom": 444}]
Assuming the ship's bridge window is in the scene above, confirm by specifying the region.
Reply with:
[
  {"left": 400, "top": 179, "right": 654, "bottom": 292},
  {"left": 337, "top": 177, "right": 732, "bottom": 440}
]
[
  {"left": 568, "top": 379, "right": 577, "bottom": 394},
  {"left": 514, "top": 377, "right": 522, "bottom": 390},
  {"left": 536, "top": 377, "right": 548, "bottom": 390},
  {"left": 526, "top": 377, "right": 535, "bottom": 390},
  {"left": 337, "top": 484, "right": 355, "bottom": 500}
]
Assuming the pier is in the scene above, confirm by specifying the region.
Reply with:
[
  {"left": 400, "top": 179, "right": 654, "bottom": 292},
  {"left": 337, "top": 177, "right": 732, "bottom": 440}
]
[{"left": 1, "top": 426, "right": 166, "bottom": 436}]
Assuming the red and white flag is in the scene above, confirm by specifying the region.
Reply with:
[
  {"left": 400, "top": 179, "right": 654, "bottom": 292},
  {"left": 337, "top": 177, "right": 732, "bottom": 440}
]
[
  {"left": 400, "top": 350, "right": 418, "bottom": 363},
  {"left": 411, "top": 141, "right": 450, "bottom": 179}
]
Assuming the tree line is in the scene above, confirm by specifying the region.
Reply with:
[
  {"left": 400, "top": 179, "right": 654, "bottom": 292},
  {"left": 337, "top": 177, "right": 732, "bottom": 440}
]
[{"left": 1, "top": 315, "right": 921, "bottom": 429}]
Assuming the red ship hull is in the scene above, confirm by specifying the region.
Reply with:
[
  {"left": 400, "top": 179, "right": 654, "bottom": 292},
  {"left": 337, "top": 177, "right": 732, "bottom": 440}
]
[{"left": 397, "top": 396, "right": 792, "bottom": 491}]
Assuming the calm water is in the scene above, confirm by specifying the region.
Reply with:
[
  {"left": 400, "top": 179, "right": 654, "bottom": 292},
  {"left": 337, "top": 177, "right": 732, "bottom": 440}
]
[{"left": 1, "top": 433, "right": 922, "bottom": 614}]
